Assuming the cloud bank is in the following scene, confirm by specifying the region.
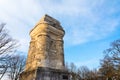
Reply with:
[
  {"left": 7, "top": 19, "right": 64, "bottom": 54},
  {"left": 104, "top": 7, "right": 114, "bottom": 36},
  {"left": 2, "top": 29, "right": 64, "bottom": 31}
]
[{"left": 0, "top": 0, "right": 120, "bottom": 51}]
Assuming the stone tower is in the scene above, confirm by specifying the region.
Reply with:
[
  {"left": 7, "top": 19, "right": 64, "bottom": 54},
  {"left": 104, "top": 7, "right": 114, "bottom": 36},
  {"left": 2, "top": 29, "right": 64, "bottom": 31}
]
[{"left": 20, "top": 15, "right": 69, "bottom": 80}]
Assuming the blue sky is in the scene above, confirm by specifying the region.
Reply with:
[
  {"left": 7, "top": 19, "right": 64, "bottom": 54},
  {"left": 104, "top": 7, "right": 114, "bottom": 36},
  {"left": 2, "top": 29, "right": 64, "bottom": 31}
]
[{"left": 0, "top": 0, "right": 120, "bottom": 69}]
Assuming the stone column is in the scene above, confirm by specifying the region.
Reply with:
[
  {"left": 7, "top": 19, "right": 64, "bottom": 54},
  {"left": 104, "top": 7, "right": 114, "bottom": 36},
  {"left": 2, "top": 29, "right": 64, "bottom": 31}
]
[{"left": 56, "top": 39, "right": 65, "bottom": 69}]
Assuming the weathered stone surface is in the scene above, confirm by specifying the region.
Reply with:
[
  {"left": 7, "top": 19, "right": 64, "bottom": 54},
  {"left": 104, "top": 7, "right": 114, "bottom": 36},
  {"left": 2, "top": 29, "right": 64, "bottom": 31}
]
[
  {"left": 20, "top": 14, "right": 69, "bottom": 80},
  {"left": 20, "top": 67, "right": 70, "bottom": 80}
]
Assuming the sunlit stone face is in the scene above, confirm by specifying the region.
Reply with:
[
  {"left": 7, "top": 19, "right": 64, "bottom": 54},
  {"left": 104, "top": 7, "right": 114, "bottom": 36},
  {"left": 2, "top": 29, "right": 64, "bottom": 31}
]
[{"left": 25, "top": 15, "right": 65, "bottom": 71}]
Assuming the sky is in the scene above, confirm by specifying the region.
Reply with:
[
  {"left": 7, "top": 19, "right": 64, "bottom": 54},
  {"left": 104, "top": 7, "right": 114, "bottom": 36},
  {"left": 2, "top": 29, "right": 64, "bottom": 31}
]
[{"left": 0, "top": 0, "right": 120, "bottom": 69}]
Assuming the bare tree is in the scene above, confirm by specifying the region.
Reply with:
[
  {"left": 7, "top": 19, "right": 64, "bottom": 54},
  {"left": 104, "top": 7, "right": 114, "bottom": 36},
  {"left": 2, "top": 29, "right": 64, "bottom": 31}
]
[
  {"left": 65, "top": 62, "right": 99, "bottom": 80},
  {"left": 88, "top": 69, "right": 98, "bottom": 80},
  {"left": 77, "top": 66, "right": 99, "bottom": 80},
  {"left": 78, "top": 66, "right": 90, "bottom": 80},
  {"left": 0, "top": 23, "right": 18, "bottom": 80},
  {"left": 100, "top": 39, "right": 120, "bottom": 80},
  {"left": 0, "top": 57, "right": 9, "bottom": 80},
  {"left": 100, "top": 55, "right": 115, "bottom": 79},
  {"left": 7, "top": 55, "right": 26, "bottom": 80},
  {"left": 67, "top": 63, "right": 83, "bottom": 80},
  {"left": 0, "top": 23, "right": 17, "bottom": 56}
]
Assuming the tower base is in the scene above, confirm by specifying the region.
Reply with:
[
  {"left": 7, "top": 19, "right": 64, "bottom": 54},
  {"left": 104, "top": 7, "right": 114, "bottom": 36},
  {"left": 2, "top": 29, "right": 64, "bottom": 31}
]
[{"left": 20, "top": 67, "right": 70, "bottom": 80}]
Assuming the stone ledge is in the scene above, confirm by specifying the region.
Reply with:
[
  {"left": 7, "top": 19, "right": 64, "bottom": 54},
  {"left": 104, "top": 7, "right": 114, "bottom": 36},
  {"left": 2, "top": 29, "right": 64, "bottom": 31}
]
[
  {"left": 37, "top": 67, "right": 69, "bottom": 73},
  {"left": 30, "top": 14, "right": 64, "bottom": 35}
]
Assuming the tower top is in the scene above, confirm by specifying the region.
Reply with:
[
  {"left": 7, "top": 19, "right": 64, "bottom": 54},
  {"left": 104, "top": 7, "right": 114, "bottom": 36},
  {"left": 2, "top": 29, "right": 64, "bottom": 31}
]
[
  {"left": 40, "top": 14, "right": 60, "bottom": 25},
  {"left": 30, "top": 14, "right": 64, "bottom": 34}
]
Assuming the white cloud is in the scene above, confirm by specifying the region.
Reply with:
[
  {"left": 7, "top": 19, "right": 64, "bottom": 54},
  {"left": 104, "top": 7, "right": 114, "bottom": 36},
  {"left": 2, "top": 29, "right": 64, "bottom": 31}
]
[
  {"left": 0, "top": 0, "right": 119, "bottom": 51},
  {"left": 0, "top": 0, "right": 44, "bottom": 52},
  {"left": 18, "top": 39, "right": 30, "bottom": 52}
]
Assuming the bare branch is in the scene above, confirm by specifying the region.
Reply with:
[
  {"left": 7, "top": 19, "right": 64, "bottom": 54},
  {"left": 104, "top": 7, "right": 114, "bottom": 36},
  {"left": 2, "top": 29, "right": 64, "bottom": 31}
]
[{"left": 0, "top": 23, "right": 18, "bottom": 56}]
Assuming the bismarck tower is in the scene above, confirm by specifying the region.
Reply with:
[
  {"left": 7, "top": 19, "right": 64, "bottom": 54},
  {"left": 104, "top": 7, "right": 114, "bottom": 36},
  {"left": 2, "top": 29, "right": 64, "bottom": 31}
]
[{"left": 20, "top": 15, "right": 69, "bottom": 80}]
